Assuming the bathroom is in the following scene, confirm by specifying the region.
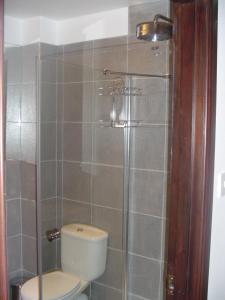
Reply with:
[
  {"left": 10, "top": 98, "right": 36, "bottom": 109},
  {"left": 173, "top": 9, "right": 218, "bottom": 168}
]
[{"left": 0, "top": 0, "right": 220, "bottom": 300}]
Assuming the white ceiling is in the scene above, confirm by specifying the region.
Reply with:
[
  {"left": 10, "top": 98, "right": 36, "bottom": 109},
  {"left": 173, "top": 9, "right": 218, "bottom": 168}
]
[{"left": 5, "top": 0, "right": 159, "bottom": 20}]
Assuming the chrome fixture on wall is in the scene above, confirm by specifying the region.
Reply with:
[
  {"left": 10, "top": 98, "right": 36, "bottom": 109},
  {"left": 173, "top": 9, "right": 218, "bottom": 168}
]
[
  {"left": 136, "top": 14, "right": 173, "bottom": 42},
  {"left": 46, "top": 228, "right": 61, "bottom": 242}
]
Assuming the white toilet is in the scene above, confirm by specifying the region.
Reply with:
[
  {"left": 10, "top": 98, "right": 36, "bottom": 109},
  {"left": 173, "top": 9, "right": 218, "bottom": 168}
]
[{"left": 21, "top": 224, "right": 108, "bottom": 300}]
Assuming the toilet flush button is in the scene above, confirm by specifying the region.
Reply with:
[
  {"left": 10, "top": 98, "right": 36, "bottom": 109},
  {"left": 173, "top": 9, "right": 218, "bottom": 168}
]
[{"left": 218, "top": 172, "right": 225, "bottom": 197}]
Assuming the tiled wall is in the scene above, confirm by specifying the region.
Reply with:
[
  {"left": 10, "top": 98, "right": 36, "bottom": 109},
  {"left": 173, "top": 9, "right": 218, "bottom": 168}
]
[
  {"left": 5, "top": 43, "right": 63, "bottom": 289},
  {"left": 39, "top": 44, "right": 63, "bottom": 273},
  {"left": 127, "top": 2, "right": 170, "bottom": 300},
  {"left": 5, "top": 43, "right": 39, "bottom": 286},
  {"left": 5, "top": 1, "right": 170, "bottom": 299},
  {"left": 55, "top": 1, "right": 169, "bottom": 300}
]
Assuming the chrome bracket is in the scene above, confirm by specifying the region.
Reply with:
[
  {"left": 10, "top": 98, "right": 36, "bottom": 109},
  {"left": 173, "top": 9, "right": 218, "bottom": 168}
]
[{"left": 46, "top": 228, "right": 61, "bottom": 242}]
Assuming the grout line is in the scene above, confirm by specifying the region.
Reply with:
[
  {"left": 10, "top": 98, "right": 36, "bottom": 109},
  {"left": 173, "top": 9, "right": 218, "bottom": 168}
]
[
  {"left": 21, "top": 198, "right": 36, "bottom": 202},
  {"left": 22, "top": 234, "right": 37, "bottom": 240},
  {"left": 5, "top": 197, "right": 21, "bottom": 202},
  {"left": 128, "top": 251, "right": 163, "bottom": 264},
  {"left": 62, "top": 198, "right": 166, "bottom": 219},
  {"left": 128, "top": 292, "right": 152, "bottom": 300},
  {"left": 130, "top": 210, "right": 166, "bottom": 220},
  {"left": 22, "top": 269, "right": 36, "bottom": 277},
  {"left": 7, "top": 233, "right": 22, "bottom": 240},
  {"left": 93, "top": 281, "right": 122, "bottom": 293},
  {"left": 62, "top": 159, "right": 167, "bottom": 173},
  {"left": 63, "top": 198, "right": 91, "bottom": 206}
]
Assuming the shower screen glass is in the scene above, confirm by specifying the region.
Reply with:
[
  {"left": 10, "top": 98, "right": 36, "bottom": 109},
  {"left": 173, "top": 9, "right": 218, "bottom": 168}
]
[{"left": 4, "top": 0, "right": 171, "bottom": 300}]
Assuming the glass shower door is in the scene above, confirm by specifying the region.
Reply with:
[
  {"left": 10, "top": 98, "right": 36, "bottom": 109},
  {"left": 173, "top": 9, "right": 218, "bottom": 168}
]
[
  {"left": 37, "top": 41, "right": 127, "bottom": 300},
  {"left": 37, "top": 41, "right": 170, "bottom": 300}
]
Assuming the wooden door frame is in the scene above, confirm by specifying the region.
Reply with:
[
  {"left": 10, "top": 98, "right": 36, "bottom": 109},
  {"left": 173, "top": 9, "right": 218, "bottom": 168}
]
[
  {"left": 166, "top": 0, "right": 217, "bottom": 299},
  {"left": 0, "top": 0, "right": 8, "bottom": 298}
]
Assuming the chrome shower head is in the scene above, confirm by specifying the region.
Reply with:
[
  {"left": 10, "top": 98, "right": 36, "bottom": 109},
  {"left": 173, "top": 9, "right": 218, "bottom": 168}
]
[{"left": 136, "top": 14, "right": 173, "bottom": 42}]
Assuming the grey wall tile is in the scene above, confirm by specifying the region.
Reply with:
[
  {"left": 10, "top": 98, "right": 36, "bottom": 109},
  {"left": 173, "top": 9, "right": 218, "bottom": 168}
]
[
  {"left": 93, "top": 36, "right": 127, "bottom": 48},
  {"left": 92, "top": 165, "right": 123, "bottom": 209},
  {"left": 63, "top": 199, "right": 91, "bottom": 225},
  {"left": 6, "top": 122, "right": 21, "bottom": 160},
  {"left": 22, "top": 199, "right": 36, "bottom": 237},
  {"left": 96, "top": 248, "right": 122, "bottom": 290},
  {"left": 57, "top": 121, "right": 63, "bottom": 162},
  {"left": 128, "top": 41, "right": 169, "bottom": 78},
  {"left": 93, "top": 43, "right": 127, "bottom": 81},
  {"left": 57, "top": 83, "right": 63, "bottom": 122},
  {"left": 7, "top": 236, "right": 22, "bottom": 273},
  {"left": 22, "top": 236, "right": 37, "bottom": 274},
  {"left": 64, "top": 41, "right": 93, "bottom": 53},
  {"left": 63, "top": 162, "right": 91, "bottom": 202},
  {"left": 128, "top": 254, "right": 161, "bottom": 299},
  {"left": 41, "top": 123, "right": 57, "bottom": 161},
  {"left": 56, "top": 197, "right": 62, "bottom": 229},
  {"left": 93, "top": 126, "right": 124, "bottom": 166},
  {"left": 128, "top": 293, "right": 149, "bottom": 300},
  {"left": 41, "top": 83, "right": 57, "bottom": 122},
  {"left": 21, "top": 84, "right": 36, "bottom": 122},
  {"left": 41, "top": 59, "right": 57, "bottom": 83},
  {"left": 5, "top": 47, "right": 22, "bottom": 84},
  {"left": 63, "top": 123, "right": 92, "bottom": 162},
  {"left": 57, "top": 162, "right": 62, "bottom": 198},
  {"left": 22, "top": 44, "right": 39, "bottom": 83},
  {"left": 56, "top": 239, "right": 61, "bottom": 269},
  {"left": 21, "top": 162, "right": 36, "bottom": 200},
  {"left": 40, "top": 43, "right": 61, "bottom": 58},
  {"left": 130, "top": 169, "right": 165, "bottom": 216},
  {"left": 6, "top": 199, "right": 21, "bottom": 237},
  {"left": 131, "top": 78, "right": 168, "bottom": 124},
  {"left": 57, "top": 60, "right": 64, "bottom": 84},
  {"left": 63, "top": 82, "right": 92, "bottom": 122},
  {"left": 92, "top": 206, "right": 122, "bottom": 250},
  {"left": 5, "top": 160, "right": 21, "bottom": 200},
  {"left": 63, "top": 43, "right": 93, "bottom": 83},
  {"left": 41, "top": 198, "right": 57, "bottom": 236},
  {"left": 42, "top": 237, "right": 57, "bottom": 272},
  {"left": 129, "top": 213, "right": 162, "bottom": 259},
  {"left": 6, "top": 84, "right": 21, "bottom": 122},
  {"left": 41, "top": 161, "right": 56, "bottom": 199},
  {"left": 91, "top": 283, "right": 122, "bottom": 300},
  {"left": 21, "top": 123, "right": 36, "bottom": 163},
  {"left": 130, "top": 126, "right": 166, "bottom": 170}
]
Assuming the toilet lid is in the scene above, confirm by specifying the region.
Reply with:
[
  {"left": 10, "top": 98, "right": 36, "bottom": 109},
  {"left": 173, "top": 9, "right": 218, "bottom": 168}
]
[{"left": 21, "top": 271, "right": 81, "bottom": 300}]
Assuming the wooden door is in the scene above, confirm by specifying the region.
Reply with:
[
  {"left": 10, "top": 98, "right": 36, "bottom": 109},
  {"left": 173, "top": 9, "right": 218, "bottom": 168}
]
[{"left": 166, "top": 0, "right": 217, "bottom": 299}]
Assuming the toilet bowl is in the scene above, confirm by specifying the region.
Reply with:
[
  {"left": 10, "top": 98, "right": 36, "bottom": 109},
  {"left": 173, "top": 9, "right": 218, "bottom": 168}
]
[
  {"left": 21, "top": 224, "right": 108, "bottom": 300},
  {"left": 21, "top": 271, "right": 89, "bottom": 300}
]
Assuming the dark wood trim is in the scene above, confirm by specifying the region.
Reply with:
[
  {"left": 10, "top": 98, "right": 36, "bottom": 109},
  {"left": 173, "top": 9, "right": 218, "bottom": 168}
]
[
  {"left": 0, "top": 0, "right": 8, "bottom": 298},
  {"left": 166, "top": 0, "right": 217, "bottom": 299}
]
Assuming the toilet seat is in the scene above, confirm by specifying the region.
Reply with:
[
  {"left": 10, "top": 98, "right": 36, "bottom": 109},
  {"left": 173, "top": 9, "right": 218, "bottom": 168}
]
[{"left": 21, "top": 271, "right": 81, "bottom": 300}]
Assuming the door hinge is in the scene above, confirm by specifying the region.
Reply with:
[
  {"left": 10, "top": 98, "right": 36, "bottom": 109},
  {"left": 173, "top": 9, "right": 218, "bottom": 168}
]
[{"left": 167, "top": 274, "right": 175, "bottom": 296}]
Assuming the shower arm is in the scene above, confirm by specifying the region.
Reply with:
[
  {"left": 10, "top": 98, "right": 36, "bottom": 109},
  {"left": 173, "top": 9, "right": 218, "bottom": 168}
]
[
  {"left": 103, "top": 68, "right": 172, "bottom": 79},
  {"left": 153, "top": 14, "right": 173, "bottom": 25}
]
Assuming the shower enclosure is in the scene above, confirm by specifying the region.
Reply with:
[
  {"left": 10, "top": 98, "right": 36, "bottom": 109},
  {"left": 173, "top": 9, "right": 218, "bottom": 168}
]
[{"left": 4, "top": 1, "right": 171, "bottom": 299}]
